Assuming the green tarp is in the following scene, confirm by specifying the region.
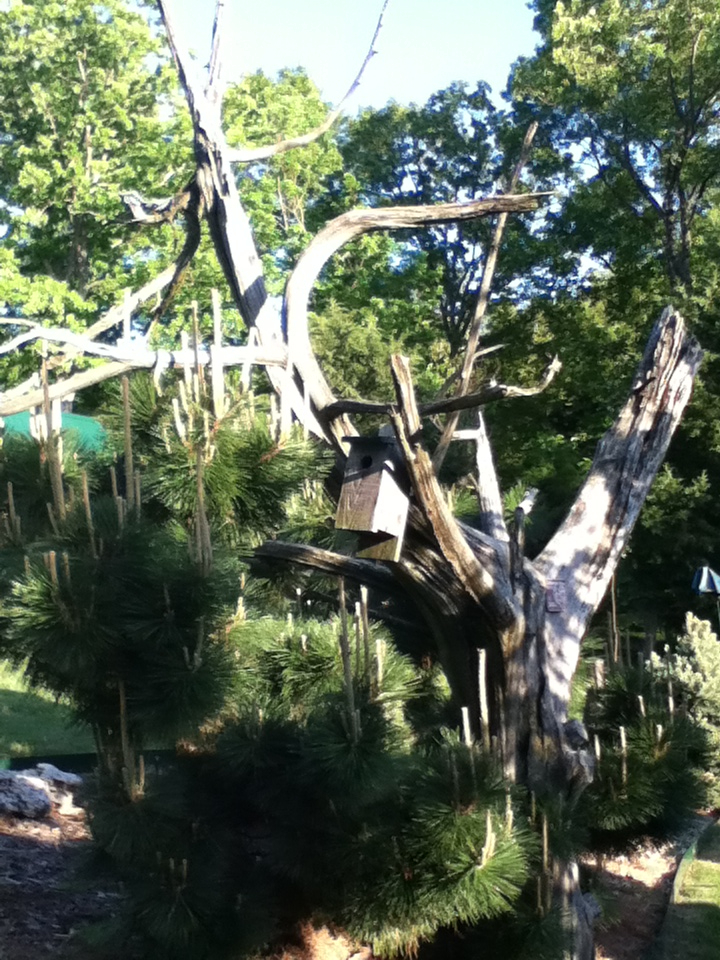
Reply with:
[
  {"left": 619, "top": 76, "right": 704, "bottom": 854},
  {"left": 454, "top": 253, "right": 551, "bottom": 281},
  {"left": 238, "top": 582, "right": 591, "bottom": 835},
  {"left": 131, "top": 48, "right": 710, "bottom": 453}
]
[{"left": 1, "top": 411, "right": 106, "bottom": 452}]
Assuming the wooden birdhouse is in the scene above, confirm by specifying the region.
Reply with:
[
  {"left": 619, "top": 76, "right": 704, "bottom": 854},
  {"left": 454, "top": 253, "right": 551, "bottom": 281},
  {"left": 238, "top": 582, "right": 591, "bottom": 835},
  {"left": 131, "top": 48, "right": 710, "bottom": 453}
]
[{"left": 335, "top": 435, "right": 410, "bottom": 562}]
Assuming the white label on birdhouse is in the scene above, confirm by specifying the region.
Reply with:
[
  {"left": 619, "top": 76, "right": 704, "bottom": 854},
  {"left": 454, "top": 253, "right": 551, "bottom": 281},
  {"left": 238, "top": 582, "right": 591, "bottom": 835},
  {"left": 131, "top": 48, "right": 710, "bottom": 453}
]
[{"left": 546, "top": 580, "right": 567, "bottom": 613}]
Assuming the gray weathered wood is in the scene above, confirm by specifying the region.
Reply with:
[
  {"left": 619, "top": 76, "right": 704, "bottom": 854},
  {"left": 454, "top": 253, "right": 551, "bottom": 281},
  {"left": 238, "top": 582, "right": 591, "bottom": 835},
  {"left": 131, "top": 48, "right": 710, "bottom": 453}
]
[
  {"left": 323, "top": 356, "right": 560, "bottom": 419},
  {"left": 432, "top": 121, "right": 539, "bottom": 472}
]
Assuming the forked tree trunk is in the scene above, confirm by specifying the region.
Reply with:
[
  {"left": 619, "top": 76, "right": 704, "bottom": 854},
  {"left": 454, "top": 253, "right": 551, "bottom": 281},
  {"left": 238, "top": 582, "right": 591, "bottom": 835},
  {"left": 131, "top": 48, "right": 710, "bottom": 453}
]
[
  {"left": 255, "top": 308, "right": 700, "bottom": 960},
  {"left": 386, "top": 313, "right": 702, "bottom": 777}
]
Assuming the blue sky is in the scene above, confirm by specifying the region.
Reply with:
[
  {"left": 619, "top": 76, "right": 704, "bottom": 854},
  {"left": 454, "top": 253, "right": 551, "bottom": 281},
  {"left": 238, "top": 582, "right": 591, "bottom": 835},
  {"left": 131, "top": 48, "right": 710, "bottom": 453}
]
[{"left": 169, "top": 0, "right": 539, "bottom": 110}]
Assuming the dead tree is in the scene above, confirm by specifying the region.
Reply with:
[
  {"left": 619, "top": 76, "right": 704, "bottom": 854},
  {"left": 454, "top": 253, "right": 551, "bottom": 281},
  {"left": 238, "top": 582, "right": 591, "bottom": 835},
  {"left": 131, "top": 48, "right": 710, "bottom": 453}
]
[{"left": 0, "top": 2, "right": 703, "bottom": 956}]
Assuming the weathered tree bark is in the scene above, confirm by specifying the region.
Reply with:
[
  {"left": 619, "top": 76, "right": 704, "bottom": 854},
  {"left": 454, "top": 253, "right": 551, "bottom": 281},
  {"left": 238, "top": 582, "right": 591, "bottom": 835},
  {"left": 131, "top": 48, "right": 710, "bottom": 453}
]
[{"left": 156, "top": 0, "right": 549, "bottom": 453}]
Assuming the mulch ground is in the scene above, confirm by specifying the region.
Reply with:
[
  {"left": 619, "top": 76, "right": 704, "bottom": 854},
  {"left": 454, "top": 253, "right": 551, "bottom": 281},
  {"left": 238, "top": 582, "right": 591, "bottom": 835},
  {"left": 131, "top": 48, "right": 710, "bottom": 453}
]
[
  {"left": 0, "top": 810, "right": 121, "bottom": 960},
  {"left": 0, "top": 802, "right": 712, "bottom": 960}
]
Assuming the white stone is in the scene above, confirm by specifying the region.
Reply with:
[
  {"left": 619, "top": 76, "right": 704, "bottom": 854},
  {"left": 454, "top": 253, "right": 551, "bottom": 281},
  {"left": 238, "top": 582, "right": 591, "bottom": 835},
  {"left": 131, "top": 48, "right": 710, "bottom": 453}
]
[
  {"left": 0, "top": 770, "right": 52, "bottom": 819},
  {"left": 0, "top": 764, "right": 83, "bottom": 818}
]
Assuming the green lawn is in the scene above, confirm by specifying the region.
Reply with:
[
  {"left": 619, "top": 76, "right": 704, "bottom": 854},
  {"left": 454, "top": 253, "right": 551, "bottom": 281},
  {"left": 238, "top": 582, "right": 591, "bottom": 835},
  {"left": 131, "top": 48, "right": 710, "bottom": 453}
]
[
  {"left": 653, "top": 822, "right": 720, "bottom": 960},
  {"left": 0, "top": 660, "right": 94, "bottom": 759}
]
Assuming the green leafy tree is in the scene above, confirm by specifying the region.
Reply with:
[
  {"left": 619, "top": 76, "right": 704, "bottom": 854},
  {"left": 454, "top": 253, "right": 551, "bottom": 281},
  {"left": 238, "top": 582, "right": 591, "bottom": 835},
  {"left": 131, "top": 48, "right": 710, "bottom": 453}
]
[
  {"left": 0, "top": 0, "right": 191, "bottom": 300},
  {"left": 224, "top": 69, "right": 344, "bottom": 295},
  {"left": 335, "top": 85, "right": 535, "bottom": 353},
  {"left": 499, "top": 0, "right": 720, "bottom": 638},
  {"left": 513, "top": 0, "right": 720, "bottom": 300}
]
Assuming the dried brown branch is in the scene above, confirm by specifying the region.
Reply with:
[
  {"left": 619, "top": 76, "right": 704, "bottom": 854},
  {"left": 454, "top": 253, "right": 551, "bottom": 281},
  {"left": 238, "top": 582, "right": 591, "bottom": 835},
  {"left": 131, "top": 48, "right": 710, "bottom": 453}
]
[
  {"left": 0, "top": 324, "right": 139, "bottom": 358},
  {"left": 156, "top": 0, "right": 339, "bottom": 445},
  {"left": 227, "top": 1, "right": 390, "bottom": 164},
  {"left": 253, "top": 541, "right": 397, "bottom": 592},
  {"left": 157, "top": 0, "right": 205, "bottom": 122}
]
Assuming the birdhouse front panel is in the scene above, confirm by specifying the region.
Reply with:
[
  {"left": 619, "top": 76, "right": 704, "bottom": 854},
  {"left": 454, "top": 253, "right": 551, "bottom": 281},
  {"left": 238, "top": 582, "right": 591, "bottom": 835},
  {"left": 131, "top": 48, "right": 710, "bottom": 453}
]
[
  {"left": 372, "top": 468, "right": 410, "bottom": 538},
  {"left": 336, "top": 445, "right": 385, "bottom": 533},
  {"left": 336, "top": 436, "right": 410, "bottom": 562}
]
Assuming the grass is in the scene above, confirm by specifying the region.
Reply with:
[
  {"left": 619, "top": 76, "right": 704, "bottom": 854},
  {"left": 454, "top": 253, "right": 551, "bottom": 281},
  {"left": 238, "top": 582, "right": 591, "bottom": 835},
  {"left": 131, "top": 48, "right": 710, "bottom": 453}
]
[
  {"left": 0, "top": 660, "right": 94, "bottom": 758},
  {"left": 652, "top": 821, "right": 720, "bottom": 959}
]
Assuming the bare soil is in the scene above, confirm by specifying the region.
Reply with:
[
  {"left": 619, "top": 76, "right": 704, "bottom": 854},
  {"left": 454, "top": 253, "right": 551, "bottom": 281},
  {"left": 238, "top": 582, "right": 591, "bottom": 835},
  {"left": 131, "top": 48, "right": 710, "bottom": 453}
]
[{"left": 594, "top": 848, "right": 677, "bottom": 960}]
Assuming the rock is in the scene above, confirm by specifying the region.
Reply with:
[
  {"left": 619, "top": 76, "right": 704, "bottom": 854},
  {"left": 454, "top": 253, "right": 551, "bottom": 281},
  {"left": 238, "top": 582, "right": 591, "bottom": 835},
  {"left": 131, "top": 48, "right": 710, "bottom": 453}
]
[
  {"left": 0, "top": 765, "right": 84, "bottom": 819},
  {"left": 30, "top": 764, "right": 84, "bottom": 815},
  {"left": 34, "top": 763, "right": 82, "bottom": 787},
  {"left": 0, "top": 771, "right": 52, "bottom": 819}
]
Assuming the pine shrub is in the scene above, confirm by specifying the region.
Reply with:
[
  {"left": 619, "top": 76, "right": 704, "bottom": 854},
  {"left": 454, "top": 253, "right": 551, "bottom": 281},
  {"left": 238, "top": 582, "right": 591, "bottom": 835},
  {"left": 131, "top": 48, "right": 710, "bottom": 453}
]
[{"left": 579, "top": 658, "right": 708, "bottom": 848}]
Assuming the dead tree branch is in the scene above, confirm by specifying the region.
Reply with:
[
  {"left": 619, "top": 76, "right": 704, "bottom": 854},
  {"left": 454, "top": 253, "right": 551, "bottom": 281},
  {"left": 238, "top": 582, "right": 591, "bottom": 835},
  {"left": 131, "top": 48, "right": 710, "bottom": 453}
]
[
  {"left": 536, "top": 306, "right": 703, "bottom": 720},
  {"left": 0, "top": 264, "right": 179, "bottom": 411},
  {"left": 0, "top": 337, "right": 285, "bottom": 416},
  {"left": 433, "top": 122, "right": 539, "bottom": 471},
  {"left": 390, "top": 355, "right": 517, "bottom": 632},
  {"left": 285, "top": 195, "right": 547, "bottom": 356},
  {"left": 157, "top": 0, "right": 335, "bottom": 444},
  {"left": 85, "top": 265, "right": 177, "bottom": 340},
  {"left": 121, "top": 185, "right": 194, "bottom": 225},
  {"left": 322, "top": 355, "right": 560, "bottom": 419},
  {"left": 285, "top": 194, "right": 549, "bottom": 441},
  {"left": 469, "top": 412, "right": 509, "bottom": 542},
  {"left": 253, "top": 541, "right": 397, "bottom": 592},
  {"left": 227, "top": 1, "right": 390, "bottom": 164},
  {"left": 1, "top": 362, "right": 134, "bottom": 417}
]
